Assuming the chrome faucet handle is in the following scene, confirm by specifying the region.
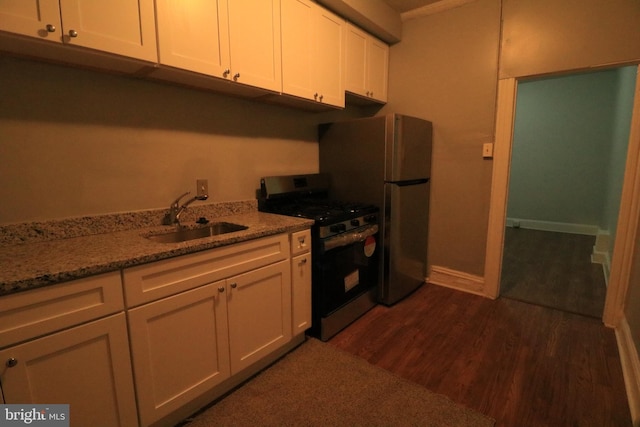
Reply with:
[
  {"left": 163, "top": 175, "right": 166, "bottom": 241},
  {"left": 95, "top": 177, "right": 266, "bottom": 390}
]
[
  {"left": 163, "top": 191, "right": 191, "bottom": 225},
  {"left": 171, "top": 191, "right": 191, "bottom": 209}
]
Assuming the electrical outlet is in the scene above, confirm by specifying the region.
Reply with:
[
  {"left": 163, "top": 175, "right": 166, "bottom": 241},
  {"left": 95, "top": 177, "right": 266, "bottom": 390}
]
[
  {"left": 196, "top": 179, "right": 208, "bottom": 197},
  {"left": 482, "top": 143, "right": 494, "bottom": 158}
]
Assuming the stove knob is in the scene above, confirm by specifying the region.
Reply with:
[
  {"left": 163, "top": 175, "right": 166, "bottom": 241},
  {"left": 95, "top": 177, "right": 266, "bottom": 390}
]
[
  {"left": 351, "top": 219, "right": 360, "bottom": 227},
  {"left": 330, "top": 224, "right": 346, "bottom": 233},
  {"left": 364, "top": 215, "right": 377, "bottom": 223}
]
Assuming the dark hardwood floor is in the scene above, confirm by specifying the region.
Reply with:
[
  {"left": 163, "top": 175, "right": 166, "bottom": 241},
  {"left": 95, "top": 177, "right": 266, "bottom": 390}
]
[
  {"left": 500, "top": 227, "right": 607, "bottom": 318},
  {"left": 329, "top": 284, "right": 631, "bottom": 427}
]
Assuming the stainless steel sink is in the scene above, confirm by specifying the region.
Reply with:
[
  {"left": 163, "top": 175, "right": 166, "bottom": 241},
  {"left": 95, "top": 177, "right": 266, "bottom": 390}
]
[{"left": 146, "top": 222, "right": 248, "bottom": 243}]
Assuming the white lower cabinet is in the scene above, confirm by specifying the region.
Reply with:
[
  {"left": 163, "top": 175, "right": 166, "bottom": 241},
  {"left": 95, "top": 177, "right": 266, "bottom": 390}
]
[
  {"left": 127, "top": 282, "right": 231, "bottom": 427},
  {"left": 124, "top": 232, "right": 305, "bottom": 426},
  {"left": 0, "top": 313, "right": 138, "bottom": 427},
  {"left": 0, "top": 272, "right": 138, "bottom": 427},
  {"left": 227, "top": 260, "right": 292, "bottom": 374},
  {"left": 291, "top": 229, "right": 312, "bottom": 335}
]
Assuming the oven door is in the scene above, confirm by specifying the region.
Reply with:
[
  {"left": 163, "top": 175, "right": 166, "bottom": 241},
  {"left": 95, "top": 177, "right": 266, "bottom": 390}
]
[{"left": 313, "top": 225, "right": 379, "bottom": 316}]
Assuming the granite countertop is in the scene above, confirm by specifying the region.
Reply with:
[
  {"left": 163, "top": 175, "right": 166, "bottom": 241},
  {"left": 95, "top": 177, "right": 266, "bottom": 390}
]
[{"left": 0, "top": 201, "right": 313, "bottom": 296}]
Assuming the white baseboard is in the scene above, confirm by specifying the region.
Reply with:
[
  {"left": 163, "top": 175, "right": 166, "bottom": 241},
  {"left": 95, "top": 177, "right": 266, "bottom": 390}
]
[
  {"left": 591, "top": 230, "right": 611, "bottom": 286},
  {"left": 506, "top": 217, "right": 599, "bottom": 235},
  {"left": 616, "top": 317, "right": 640, "bottom": 426},
  {"left": 427, "top": 265, "right": 486, "bottom": 297}
]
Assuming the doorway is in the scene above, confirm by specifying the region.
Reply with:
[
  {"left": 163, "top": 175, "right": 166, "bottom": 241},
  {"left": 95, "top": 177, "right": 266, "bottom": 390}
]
[
  {"left": 499, "top": 68, "right": 636, "bottom": 318},
  {"left": 484, "top": 65, "right": 640, "bottom": 326}
]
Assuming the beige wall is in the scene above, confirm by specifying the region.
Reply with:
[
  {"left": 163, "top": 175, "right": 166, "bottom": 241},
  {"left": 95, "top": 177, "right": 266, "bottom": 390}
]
[
  {"left": 381, "top": 0, "right": 502, "bottom": 276},
  {"left": 384, "top": 0, "right": 640, "bottom": 284},
  {"left": 501, "top": 0, "right": 640, "bottom": 79},
  {"left": 0, "top": 56, "right": 364, "bottom": 224}
]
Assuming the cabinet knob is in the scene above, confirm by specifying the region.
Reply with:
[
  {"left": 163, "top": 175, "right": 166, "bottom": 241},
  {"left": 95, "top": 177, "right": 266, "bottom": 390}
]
[
  {"left": 218, "top": 286, "right": 225, "bottom": 293},
  {"left": 69, "top": 29, "right": 78, "bottom": 38},
  {"left": 314, "top": 93, "right": 318, "bottom": 99},
  {"left": 46, "top": 24, "right": 56, "bottom": 33},
  {"left": 233, "top": 73, "right": 240, "bottom": 80},
  {"left": 319, "top": 94, "right": 324, "bottom": 101},
  {"left": 6, "top": 357, "right": 18, "bottom": 368},
  {"left": 223, "top": 69, "right": 230, "bottom": 77},
  {"left": 299, "top": 258, "right": 308, "bottom": 265},
  {"left": 230, "top": 283, "right": 237, "bottom": 289}
]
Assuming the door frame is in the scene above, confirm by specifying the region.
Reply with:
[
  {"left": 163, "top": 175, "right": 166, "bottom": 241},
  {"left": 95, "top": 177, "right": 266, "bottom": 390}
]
[{"left": 484, "top": 67, "right": 640, "bottom": 327}]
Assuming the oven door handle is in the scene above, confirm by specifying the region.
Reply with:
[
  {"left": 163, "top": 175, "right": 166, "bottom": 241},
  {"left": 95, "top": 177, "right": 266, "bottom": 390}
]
[{"left": 322, "top": 224, "right": 378, "bottom": 252}]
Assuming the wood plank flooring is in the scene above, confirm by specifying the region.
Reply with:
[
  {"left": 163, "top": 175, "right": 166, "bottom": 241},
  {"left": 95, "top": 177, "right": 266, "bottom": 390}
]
[
  {"left": 329, "top": 284, "right": 631, "bottom": 427},
  {"left": 500, "top": 228, "right": 607, "bottom": 318}
]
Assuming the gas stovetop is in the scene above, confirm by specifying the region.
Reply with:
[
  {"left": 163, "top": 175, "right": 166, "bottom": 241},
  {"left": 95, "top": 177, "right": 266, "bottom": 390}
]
[
  {"left": 258, "top": 174, "right": 379, "bottom": 232},
  {"left": 265, "top": 198, "right": 377, "bottom": 224}
]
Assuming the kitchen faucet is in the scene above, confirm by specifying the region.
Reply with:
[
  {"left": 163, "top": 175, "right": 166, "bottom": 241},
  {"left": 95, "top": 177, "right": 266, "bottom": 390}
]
[{"left": 163, "top": 191, "right": 208, "bottom": 226}]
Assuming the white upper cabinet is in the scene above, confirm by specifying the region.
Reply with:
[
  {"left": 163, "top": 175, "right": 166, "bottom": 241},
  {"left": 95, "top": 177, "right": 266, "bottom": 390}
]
[
  {"left": 345, "top": 22, "right": 388, "bottom": 103},
  {"left": 155, "top": 0, "right": 282, "bottom": 92},
  {"left": 281, "top": 0, "right": 345, "bottom": 107},
  {"left": 227, "top": 0, "right": 282, "bottom": 92},
  {"left": 155, "top": 0, "right": 230, "bottom": 77},
  {"left": 0, "top": 0, "right": 157, "bottom": 62},
  {"left": 0, "top": 0, "right": 61, "bottom": 40}
]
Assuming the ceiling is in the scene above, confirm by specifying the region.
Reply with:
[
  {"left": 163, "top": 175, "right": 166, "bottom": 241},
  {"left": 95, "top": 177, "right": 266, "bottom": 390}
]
[{"left": 381, "top": 0, "right": 444, "bottom": 14}]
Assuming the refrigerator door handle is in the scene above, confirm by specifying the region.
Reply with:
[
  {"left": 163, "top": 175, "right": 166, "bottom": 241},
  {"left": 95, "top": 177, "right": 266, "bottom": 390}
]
[{"left": 386, "top": 178, "right": 430, "bottom": 186}]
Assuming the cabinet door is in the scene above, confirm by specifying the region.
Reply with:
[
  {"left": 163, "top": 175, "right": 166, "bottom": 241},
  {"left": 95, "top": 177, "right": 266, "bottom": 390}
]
[
  {"left": 345, "top": 23, "right": 368, "bottom": 97},
  {"left": 127, "top": 282, "right": 230, "bottom": 427},
  {"left": 281, "top": 0, "right": 316, "bottom": 101},
  {"left": 227, "top": 0, "right": 282, "bottom": 92},
  {"left": 367, "top": 37, "right": 389, "bottom": 102},
  {"left": 292, "top": 252, "right": 312, "bottom": 335},
  {"left": 155, "top": 0, "right": 230, "bottom": 77},
  {"left": 58, "top": 0, "right": 157, "bottom": 61},
  {"left": 314, "top": 6, "right": 345, "bottom": 107},
  {"left": 227, "top": 260, "right": 292, "bottom": 374},
  {"left": 0, "top": 313, "right": 138, "bottom": 427},
  {"left": 0, "top": 0, "right": 60, "bottom": 41}
]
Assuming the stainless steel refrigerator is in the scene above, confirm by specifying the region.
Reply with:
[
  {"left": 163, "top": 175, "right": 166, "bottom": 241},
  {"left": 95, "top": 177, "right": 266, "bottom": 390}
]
[{"left": 319, "top": 113, "right": 432, "bottom": 305}]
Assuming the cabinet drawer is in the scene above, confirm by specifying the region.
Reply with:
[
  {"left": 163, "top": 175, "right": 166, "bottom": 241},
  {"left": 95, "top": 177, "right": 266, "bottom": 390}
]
[
  {"left": 0, "top": 272, "right": 124, "bottom": 349},
  {"left": 290, "top": 229, "right": 311, "bottom": 256},
  {"left": 123, "top": 234, "right": 290, "bottom": 307}
]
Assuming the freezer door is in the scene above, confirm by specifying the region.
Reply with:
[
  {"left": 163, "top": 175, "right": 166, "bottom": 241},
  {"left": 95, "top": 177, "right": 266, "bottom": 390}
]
[
  {"left": 386, "top": 114, "right": 433, "bottom": 182},
  {"left": 380, "top": 181, "right": 429, "bottom": 305}
]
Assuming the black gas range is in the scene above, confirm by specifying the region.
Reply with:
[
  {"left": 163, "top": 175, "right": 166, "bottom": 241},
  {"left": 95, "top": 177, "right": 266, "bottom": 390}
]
[{"left": 258, "top": 173, "right": 379, "bottom": 341}]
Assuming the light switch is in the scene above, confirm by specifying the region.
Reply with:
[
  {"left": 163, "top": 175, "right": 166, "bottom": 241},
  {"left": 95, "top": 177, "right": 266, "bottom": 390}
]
[{"left": 482, "top": 143, "right": 494, "bottom": 159}]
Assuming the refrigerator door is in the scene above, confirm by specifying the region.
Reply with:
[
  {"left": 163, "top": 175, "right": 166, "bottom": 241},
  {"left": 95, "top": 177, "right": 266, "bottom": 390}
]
[
  {"left": 386, "top": 114, "right": 433, "bottom": 182},
  {"left": 380, "top": 180, "right": 430, "bottom": 305}
]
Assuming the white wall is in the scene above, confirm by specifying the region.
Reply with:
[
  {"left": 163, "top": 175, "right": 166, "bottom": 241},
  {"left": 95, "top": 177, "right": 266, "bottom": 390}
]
[{"left": 0, "top": 56, "right": 364, "bottom": 224}]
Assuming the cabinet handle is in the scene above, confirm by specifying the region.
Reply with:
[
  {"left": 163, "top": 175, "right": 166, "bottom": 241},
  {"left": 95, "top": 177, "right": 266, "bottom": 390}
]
[
  {"left": 233, "top": 73, "right": 240, "bottom": 80},
  {"left": 223, "top": 69, "right": 230, "bottom": 77},
  {"left": 319, "top": 94, "right": 324, "bottom": 102},
  {"left": 218, "top": 286, "right": 225, "bottom": 293},
  {"left": 6, "top": 357, "right": 18, "bottom": 368},
  {"left": 46, "top": 24, "right": 56, "bottom": 33},
  {"left": 230, "top": 283, "right": 238, "bottom": 289},
  {"left": 69, "top": 29, "right": 78, "bottom": 38},
  {"left": 314, "top": 93, "right": 318, "bottom": 99},
  {"left": 298, "top": 237, "right": 305, "bottom": 245}
]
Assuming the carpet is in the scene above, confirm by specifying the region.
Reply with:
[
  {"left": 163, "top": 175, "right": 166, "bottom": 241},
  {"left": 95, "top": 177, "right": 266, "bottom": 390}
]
[{"left": 183, "top": 338, "right": 495, "bottom": 427}]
